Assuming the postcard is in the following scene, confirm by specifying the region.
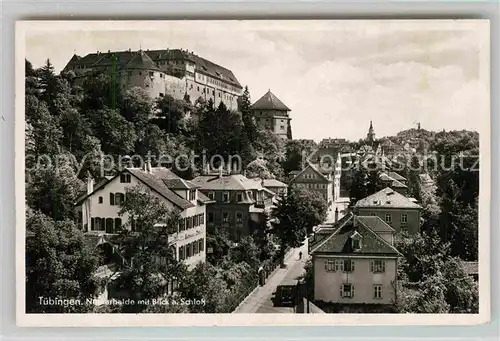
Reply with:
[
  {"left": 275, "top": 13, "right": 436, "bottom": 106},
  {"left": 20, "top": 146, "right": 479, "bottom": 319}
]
[{"left": 16, "top": 19, "right": 490, "bottom": 326}]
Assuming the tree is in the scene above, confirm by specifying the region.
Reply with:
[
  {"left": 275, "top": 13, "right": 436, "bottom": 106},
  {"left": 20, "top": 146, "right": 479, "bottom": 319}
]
[
  {"left": 394, "top": 231, "right": 478, "bottom": 313},
  {"left": 229, "top": 236, "right": 259, "bottom": 269},
  {"left": 197, "top": 102, "right": 247, "bottom": 164},
  {"left": 26, "top": 156, "right": 84, "bottom": 221},
  {"left": 206, "top": 224, "right": 232, "bottom": 266},
  {"left": 26, "top": 210, "right": 100, "bottom": 313},
  {"left": 153, "top": 94, "right": 190, "bottom": 135},
  {"left": 177, "top": 262, "right": 230, "bottom": 313},
  {"left": 112, "top": 186, "right": 184, "bottom": 313},
  {"left": 245, "top": 158, "right": 273, "bottom": 179},
  {"left": 240, "top": 86, "right": 258, "bottom": 144},
  {"left": 25, "top": 94, "right": 62, "bottom": 158},
  {"left": 282, "top": 139, "right": 317, "bottom": 175},
  {"left": 405, "top": 155, "right": 422, "bottom": 201},
  {"left": 349, "top": 163, "right": 384, "bottom": 206},
  {"left": 272, "top": 189, "right": 327, "bottom": 264},
  {"left": 87, "top": 108, "right": 137, "bottom": 155},
  {"left": 38, "top": 58, "right": 58, "bottom": 108}
]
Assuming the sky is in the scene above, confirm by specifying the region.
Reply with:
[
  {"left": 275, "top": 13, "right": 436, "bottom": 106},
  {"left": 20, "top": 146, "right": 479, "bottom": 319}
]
[{"left": 24, "top": 20, "right": 489, "bottom": 142}]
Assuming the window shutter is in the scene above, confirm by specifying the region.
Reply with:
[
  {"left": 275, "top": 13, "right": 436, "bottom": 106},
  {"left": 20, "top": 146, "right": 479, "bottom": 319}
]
[
  {"left": 382, "top": 261, "right": 386, "bottom": 273},
  {"left": 352, "top": 285, "right": 355, "bottom": 298},
  {"left": 324, "top": 260, "right": 328, "bottom": 271},
  {"left": 351, "top": 260, "right": 355, "bottom": 272},
  {"left": 110, "top": 193, "right": 115, "bottom": 205},
  {"left": 370, "top": 261, "right": 374, "bottom": 273},
  {"left": 91, "top": 218, "right": 95, "bottom": 230},
  {"left": 340, "top": 285, "right": 343, "bottom": 298}
]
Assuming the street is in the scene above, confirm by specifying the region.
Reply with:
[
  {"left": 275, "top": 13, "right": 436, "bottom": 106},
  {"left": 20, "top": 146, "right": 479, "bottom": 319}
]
[{"left": 233, "top": 241, "right": 308, "bottom": 314}]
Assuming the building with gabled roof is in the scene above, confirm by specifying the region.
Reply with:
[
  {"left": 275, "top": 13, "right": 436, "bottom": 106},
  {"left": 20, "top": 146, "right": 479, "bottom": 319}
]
[
  {"left": 310, "top": 212, "right": 401, "bottom": 305},
  {"left": 289, "top": 162, "right": 334, "bottom": 206},
  {"left": 63, "top": 48, "right": 243, "bottom": 110},
  {"left": 75, "top": 163, "right": 213, "bottom": 270},
  {"left": 191, "top": 169, "right": 276, "bottom": 241},
  {"left": 250, "top": 90, "right": 292, "bottom": 140},
  {"left": 355, "top": 187, "right": 422, "bottom": 234},
  {"left": 379, "top": 172, "right": 408, "bottom": 196}
]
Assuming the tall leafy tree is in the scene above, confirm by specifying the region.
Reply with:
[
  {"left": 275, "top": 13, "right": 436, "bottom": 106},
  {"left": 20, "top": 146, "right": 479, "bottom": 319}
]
[
  {"left": 272, "top": 189, "right": 327, "bottom": 263},
  {"left": 113, "top": 186, "right": 185, "bottom": 313},
  {"left": 26, "top": 156, "right": 84, "bottom": 221},
  {"left": 177, "top": 262, "right": 230, "bottom": 313},
  {"left": 26, "top": 210, "right": 101, "bottom": 313}
]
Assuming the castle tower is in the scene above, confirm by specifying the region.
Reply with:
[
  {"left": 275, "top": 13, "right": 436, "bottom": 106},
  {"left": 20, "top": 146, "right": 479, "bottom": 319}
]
[
  {"left": 367, "top": 120, "right": 376, "bottom": 145},
  {"left": 249, "top": 89, "right": 292, "bottom": 140}
]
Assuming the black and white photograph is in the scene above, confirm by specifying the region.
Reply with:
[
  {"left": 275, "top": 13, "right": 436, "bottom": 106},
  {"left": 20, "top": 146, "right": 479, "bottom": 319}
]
[{"left": 16, "top": 20, "right": 490, "bottom": 326}]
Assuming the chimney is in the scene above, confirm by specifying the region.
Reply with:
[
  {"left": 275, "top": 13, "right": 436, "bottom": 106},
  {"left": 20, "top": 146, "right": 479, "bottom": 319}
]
[
  {"left": 87, "top": 173, "right": 94, "bottom": 194},
  {"left": 335, "top": 207, "right": 339, "bottom": 223}
]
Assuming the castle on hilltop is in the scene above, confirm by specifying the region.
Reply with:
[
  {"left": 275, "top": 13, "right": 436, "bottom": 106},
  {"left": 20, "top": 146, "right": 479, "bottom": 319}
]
[{"left": 63, "top": 48, "right": 243, "bottom": 110}]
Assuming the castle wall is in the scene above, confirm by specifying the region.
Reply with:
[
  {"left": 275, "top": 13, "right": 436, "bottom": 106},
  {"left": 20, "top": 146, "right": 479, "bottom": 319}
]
[{"left": 119, "top": 69, "right": 166, "bottom": 99}]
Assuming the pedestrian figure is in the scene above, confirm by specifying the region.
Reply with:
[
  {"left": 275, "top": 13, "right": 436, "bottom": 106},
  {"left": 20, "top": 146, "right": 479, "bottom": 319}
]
[{"left": 299, "top": 251, "right": 303, "bottom": 260}]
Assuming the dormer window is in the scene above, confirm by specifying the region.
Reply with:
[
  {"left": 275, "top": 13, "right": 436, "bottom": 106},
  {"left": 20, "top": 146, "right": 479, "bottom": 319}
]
[
  {"left": 189, "top": 189, "right": 196, "bottom": 201},
  {"left": 237, "top": 193, "right": 243, "bottom": 202},
  {"left": 208, "top": 192, "right": 215, "bottom": 200},
  {"left": 223, "top": 192, "right": 230, "bottom": 203},
  {"left": 351, "top": 231, "right": 362, "bottom": 251}
]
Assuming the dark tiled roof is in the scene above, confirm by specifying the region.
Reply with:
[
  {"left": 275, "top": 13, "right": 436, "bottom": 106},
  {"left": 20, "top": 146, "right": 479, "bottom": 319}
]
[
  {"left": 123, "top": 50, "right": 161, "bottom": 71},
  {"left": 126, "top": 168, "right": 194, "bottom": 210},
  {"left": 290, "top": 162, "right": 331, "bottom": 183},
  {"left": 311, "top": 213, "right": 401, "bottom": 256},
  {"left": 191, "top": 174, "right": 262, "bottom": 191},
  {"left": 162, "top": 178, "right": 199, "bottom": 190},
  {"left": 355, "top": 187, "right": 421, "bottom": 209},
  {"left": 387, "top": 171, "right": 406, "bottom": 181},
  {"left": 261, "top": 179, "right": 287, "bottom": 188},
  {"left": 380, "top": 173, "right": 408, "bottom": 189},
  {"left": 64, "top": 48, "right": 242, "bottom": 89},
  {"left": 197, "top": 191, "right": 215, "bottom": 204},
  {"left": 250, "top": 90, "right": 290, "bottom": 111},
  {"left": 356, "top": 216, "right": 395, "bottom": 233}
]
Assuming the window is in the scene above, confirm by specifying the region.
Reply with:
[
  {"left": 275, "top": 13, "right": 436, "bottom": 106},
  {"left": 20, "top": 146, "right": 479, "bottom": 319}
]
[
  {"left": 385, "top": 213, "right": 392, "bottom": 223},
  {"left": 237, "top": 193, "right": 243, "bottom": 202},
  {"left": 343, "top": 260, "right": 355, "bottom": 272},
  {"left": 139, "top": 71, "right": 142, "bottom": 76},
  {"left": 280, "top": 125, "right": 285, "bottom": 130},
  {"left": 159, "top": 93, "right": 164, "bottom": 97},
  {"left": 115, "top": 193, "right": 125, "bottom": 205},
  {"left": 352, "top": 239, "right": 360, "bottom": 250},
  {"left": 200, "top": 213, "right": 204, "bottom": 224},
  {"left": 373, "top": 284, "right": 382, "bottom": 299},
  {"left": 120, "top": 174, "right": 131, "bottom": 183},
  {"left": 98, "top": 196, "right": 103, "bottom": 204},
  {"left": 222, "top": 212, "right": 229, "bottom": 223},
  {"left": 401, "top": 214, "right": 408, "bottom": 224},
  {"left": 208, "top": 212, "right": 214, "bottom": 223},
  {"left": 114, "top": 218, "right": 122, "bottom": 232},
  {"left": 371, "top": 260, "right": 386, "bottom": 273},
  {"left": 223, "top": 192, "right": 229, "bottom": 202},
  {"left": 105, "top": 218, "right": 114, "bottom": 233},
  {"left": 199, "top": 238, "right": 204, "bottom": 252},
  {"left": 179, "top": 246, "right": 185, "bottom": 260},
  {"left": 149, "top": 71, "right": 154, "bottom": 77},
  {"left": 208, "top": 192, "right": 215, "bottom": 200},
  {"left": 179, "top": 218, "right": 186, "bottom": 232},
  {"left": 187, "top": 216, "right": 193, "bottom": 229},
  {"left": 186, "top": 244, "right": 191, "bottom": 258},
  {"left": 334, "top": 259, "right": 344, "bottom": 272},
  {"left": 189, "top": 190, "right": 196, "bottom": 201},
  {"left": 341, "top": 284, "right": 355, "bottom": 298},
  {"left": 109, "top": 193, "right": 115, "bottom": 205},
  {"left": 193, "top": 240, "right": 198, "bottom": 255},
  {"left": 236, "top": 212, "right": 243, "bottom": 223},
  {"left": 325, "top": 260, "right": 335, "bottom": 272}
]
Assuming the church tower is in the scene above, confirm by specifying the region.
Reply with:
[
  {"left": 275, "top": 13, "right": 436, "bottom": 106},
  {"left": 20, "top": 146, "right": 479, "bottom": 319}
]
[{"left": 367, "top": 120, "right": 375, "bottom": 145}]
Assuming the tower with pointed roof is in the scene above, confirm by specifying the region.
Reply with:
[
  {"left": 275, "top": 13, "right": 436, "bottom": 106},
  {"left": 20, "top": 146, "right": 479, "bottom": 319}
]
[
  {"left": 249, "top": 89, "right": 292, "bottom": 140},
  {"left": 367, "top": 120, "right": 376, "bottom": 145}
]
